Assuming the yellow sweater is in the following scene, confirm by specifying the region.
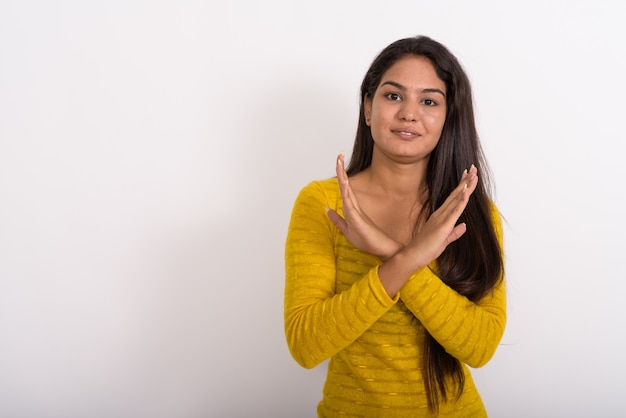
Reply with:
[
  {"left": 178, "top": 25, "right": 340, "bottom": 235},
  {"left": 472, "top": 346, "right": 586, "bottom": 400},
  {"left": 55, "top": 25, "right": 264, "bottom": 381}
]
[{"left": 284, "top": 178, "right": 506, "bottom": 417}]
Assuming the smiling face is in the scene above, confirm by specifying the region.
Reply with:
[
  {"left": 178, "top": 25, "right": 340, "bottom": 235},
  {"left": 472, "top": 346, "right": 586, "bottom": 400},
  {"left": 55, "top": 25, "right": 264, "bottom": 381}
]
[{"left": 364, "top": 55, "right": 447, "bottom": 166}]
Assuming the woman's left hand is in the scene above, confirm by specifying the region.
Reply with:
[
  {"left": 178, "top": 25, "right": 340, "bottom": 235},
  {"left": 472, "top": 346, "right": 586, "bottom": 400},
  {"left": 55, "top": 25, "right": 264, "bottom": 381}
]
[{"left": 326, "top": 154, "right": 403, "bottom": 261}]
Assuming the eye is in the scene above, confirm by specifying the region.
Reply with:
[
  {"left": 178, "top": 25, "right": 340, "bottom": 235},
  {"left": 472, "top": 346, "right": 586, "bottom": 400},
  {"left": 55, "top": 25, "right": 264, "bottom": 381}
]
[
  {"left": 422, "top": 98, "right": 438, "bottom": 106},
  {"left": 384, "top": 92, "right": 402, "bottom": 101}
]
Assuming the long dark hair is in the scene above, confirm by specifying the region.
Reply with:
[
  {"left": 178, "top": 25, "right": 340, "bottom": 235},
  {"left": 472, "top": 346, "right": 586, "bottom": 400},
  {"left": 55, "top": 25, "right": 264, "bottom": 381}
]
[{"left": 346, "top": 35, "right": 504, "bottom": 412}]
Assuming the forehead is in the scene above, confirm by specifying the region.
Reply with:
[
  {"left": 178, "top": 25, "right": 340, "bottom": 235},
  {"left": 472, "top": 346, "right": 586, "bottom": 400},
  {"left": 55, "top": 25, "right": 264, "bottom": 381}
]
[{"left": 379, "top": 55, "right": 446, "bottom": 93}]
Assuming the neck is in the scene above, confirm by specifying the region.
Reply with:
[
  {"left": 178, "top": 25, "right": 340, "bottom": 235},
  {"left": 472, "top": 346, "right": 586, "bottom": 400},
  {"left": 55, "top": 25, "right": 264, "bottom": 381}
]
[{"left": 362, "top": 152, "right": 429, "bottom": 200}]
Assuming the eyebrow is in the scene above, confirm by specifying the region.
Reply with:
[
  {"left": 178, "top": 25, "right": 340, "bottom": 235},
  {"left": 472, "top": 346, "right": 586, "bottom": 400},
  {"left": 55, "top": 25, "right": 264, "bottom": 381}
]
[{"left": 380, "top": 80, "right": 446, "bottom": 97}]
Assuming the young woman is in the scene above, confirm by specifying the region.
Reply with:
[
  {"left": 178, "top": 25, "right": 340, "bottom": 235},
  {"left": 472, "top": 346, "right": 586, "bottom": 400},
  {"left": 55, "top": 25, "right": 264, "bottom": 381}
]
[{"left": 284, "top": 35, "right": 505, "bottom": 417}]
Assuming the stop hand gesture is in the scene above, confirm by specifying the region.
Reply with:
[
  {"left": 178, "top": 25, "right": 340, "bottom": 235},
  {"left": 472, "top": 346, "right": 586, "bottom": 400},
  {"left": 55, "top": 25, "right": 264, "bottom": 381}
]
[{"left": 327, "top": 153, "right": 479, "bottom": 294}]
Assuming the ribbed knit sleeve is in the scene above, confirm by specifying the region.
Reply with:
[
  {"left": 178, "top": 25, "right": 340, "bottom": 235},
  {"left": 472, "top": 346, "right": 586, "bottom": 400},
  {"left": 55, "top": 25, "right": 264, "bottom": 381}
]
[
  {"left": 284, "top": 180, "right": 398, "bottom": 369},
  {"left": 399, "top": 203, "right": 506, "bottom": 368}
]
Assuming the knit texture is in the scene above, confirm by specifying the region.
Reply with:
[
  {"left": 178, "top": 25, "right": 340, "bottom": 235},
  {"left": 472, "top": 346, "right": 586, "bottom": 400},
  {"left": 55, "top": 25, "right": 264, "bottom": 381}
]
[{"left": 284, "top": 178, "right": 506, "bottom": 417}]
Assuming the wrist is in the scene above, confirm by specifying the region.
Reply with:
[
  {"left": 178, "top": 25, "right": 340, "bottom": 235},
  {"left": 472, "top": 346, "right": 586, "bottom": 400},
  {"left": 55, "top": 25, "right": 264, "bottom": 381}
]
[
  {"left": 378, "top": 246, "right": 426, "bottom": 298},
  {"left": 377, "top": 240, "right": 405, "bottom": 262}
]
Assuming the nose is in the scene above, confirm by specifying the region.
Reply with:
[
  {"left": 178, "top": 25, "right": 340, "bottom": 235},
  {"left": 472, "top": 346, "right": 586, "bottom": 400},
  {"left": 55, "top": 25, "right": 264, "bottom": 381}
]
[{"left": 399, "top": 101, "right": 420, "bottom": 122}]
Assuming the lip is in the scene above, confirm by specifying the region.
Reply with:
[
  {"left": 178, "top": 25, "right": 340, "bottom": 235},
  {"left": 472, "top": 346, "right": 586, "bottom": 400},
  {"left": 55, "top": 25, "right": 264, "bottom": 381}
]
[{"left": 391, "top": 129, "right": 420, "bottom": 140}]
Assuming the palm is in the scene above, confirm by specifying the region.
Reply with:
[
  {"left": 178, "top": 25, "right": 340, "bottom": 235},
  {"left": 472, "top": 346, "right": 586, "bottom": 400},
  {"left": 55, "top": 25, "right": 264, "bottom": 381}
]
[{"left": 327, "top": 154, "right": 403, "bottom": 261}]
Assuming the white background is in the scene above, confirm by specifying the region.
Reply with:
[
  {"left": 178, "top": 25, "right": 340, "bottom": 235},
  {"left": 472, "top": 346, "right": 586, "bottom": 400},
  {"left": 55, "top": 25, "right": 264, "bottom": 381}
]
[{"left": 1, "top": 1, "right": 624, "bottom": 417}]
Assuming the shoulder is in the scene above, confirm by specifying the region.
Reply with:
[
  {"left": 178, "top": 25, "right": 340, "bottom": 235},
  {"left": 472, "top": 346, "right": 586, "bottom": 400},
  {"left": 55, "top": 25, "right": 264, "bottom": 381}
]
[
  {"left": 486, "top": 200, "right": 499, "bottom": 218},
  {"left": 287, "top": 178, "right": 340, "bottom": 237},
  {"left": 486, "top": 200, "right": 502, "bottom": 226},
  {"left": 295, "top": 177, "right": 340, "bottom": 207},
  {"left": 486, "top": 199, "right": 504, "bottom": 243},
  {"left": 306, "top": 177, "right": 339, "bottom": 194}
]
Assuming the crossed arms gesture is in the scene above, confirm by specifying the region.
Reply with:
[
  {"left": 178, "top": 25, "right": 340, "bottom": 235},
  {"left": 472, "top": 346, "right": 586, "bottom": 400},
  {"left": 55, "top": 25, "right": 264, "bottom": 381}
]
[{"left": 326, "top": 153, "right": 479, "bottom": 297}]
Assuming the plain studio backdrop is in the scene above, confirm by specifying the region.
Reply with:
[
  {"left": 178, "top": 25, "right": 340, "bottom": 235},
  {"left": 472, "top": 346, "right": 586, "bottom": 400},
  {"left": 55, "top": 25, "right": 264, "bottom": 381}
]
[{"left": 1, "top": 1, "right": 624, "bottom": 417}]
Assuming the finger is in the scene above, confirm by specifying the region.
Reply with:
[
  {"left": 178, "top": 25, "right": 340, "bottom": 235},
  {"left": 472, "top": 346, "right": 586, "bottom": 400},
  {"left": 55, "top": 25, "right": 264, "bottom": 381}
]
[
  {"left": 336, "top": 154, "right": 348, "bottom": 186},
  {"left": 446, "top": 222, "right": 467, "bottom": 244},
  {"left": 461, "top": 165, "right": 477, "bottom": 190},
  {"left": 446, "top": 172, "right": 479, "bottom": 223},
  {"left": 468, "top": 163, "right": 478, "bottom": 176},
  {"left": 439, "top": 175, "right": 473, "bottom": 214},
  {"left": 326, "top": 206, "right": 348, "bottom": 232},
  {"left": 459, "top": 165, "right": 479, "bottom": 196},
  {"left": 433, "top": 172, "right": 477, "bottom": 224},
  {"left": 335, "top": 153, "right": 363, "bottom": 218},
  {"left": 453, "top": 167, "right": 479, "bottom": 202},
  {"left": 336, "top": 154, "right": 353, "bottom": 208}
]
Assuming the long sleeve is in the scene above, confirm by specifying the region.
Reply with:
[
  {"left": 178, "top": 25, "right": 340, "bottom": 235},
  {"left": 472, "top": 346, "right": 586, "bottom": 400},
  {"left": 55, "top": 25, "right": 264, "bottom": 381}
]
[
  {"left": 399, "top": 203, "right": 506, "bottom": 368},
  {"left": 284, "top": 180, "right": 397, "bottom": 369}
]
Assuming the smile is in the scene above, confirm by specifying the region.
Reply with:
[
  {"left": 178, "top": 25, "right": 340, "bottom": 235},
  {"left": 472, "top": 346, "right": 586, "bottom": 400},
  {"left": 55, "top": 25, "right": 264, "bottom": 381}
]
[{"left": 392, "top": 130, "right": 419, "bottom": 139}]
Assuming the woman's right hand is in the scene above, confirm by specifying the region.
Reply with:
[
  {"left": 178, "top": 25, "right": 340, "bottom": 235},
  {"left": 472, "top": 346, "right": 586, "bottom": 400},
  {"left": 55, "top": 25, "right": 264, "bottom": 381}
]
[{"left": 326, "top": 154, "right": 404, "bottom": 261}]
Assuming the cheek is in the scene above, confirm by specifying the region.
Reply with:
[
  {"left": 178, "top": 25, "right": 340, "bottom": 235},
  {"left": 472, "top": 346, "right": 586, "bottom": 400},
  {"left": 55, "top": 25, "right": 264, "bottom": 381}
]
[
  {"left": 373, "top": 106, "right": 397, "bottom": 122},
  {"left": 369, "top": 111, "right": 385, "bottom": 128},
  {"left": 424, "top": 112, "right": 446, "bottom": 132}
]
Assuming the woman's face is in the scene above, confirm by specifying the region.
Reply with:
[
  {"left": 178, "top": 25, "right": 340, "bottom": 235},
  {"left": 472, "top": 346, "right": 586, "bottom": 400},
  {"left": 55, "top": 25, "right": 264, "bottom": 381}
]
[{"left": 365, "top": 55, "right": 447, "bottom": 166}]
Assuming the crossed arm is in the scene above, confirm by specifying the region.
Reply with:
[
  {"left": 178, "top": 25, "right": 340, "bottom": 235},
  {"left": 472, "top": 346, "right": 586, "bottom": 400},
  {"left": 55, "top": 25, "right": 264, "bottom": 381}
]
[
  {"left": 326, "top": 153, "right": 479, "bottom": 298},
  {"left": 285, "top": 155, "right": 505, "bottom": 368}
]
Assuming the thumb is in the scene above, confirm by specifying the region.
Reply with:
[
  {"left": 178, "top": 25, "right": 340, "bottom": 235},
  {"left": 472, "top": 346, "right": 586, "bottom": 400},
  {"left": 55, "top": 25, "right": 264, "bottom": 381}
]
[
  {"left": 446, "top": 222, "right": 467, "bottom": 245},
  {"left": 326, "top": 207, "right": 347, "bottom": 232}
]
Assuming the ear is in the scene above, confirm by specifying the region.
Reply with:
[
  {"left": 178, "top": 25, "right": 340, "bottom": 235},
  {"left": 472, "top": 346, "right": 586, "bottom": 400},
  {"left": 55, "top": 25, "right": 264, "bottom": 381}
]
[{"left": 364, "top": 94, "right": 373, "bottom": 126}]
